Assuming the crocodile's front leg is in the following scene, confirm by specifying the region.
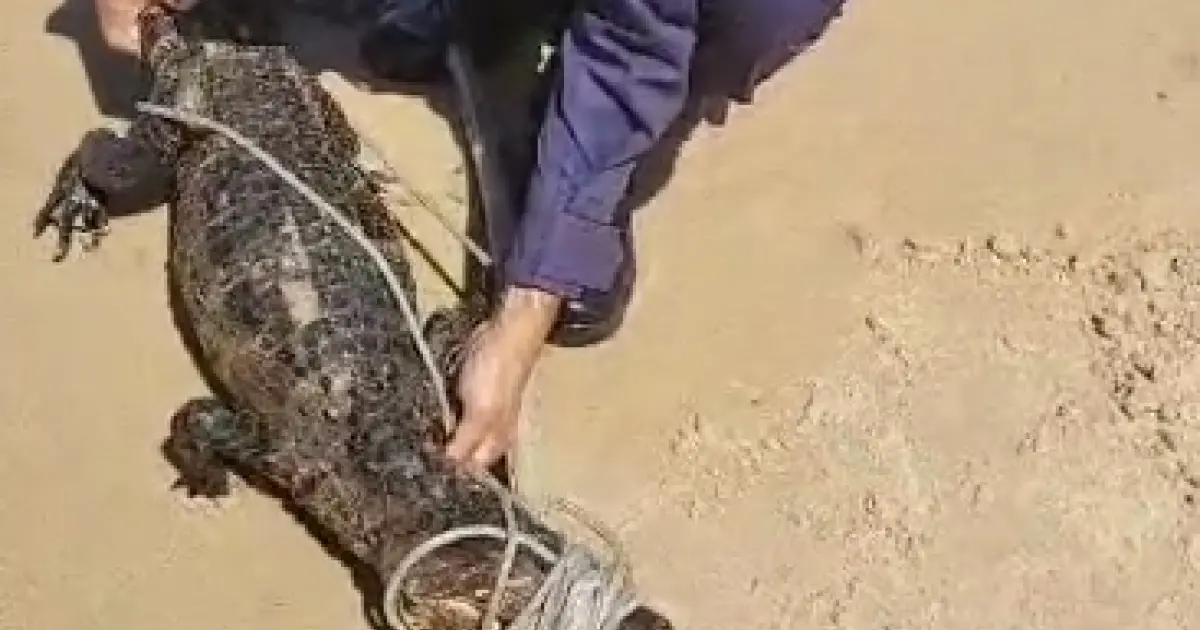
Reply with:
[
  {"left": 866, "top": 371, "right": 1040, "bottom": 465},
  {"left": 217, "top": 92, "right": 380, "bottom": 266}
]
[
  {"left": 162, "top": 397, "right": 282, "bottom": 501},
  {"left": 33, "top": 127, "right": 174, "bottom": 262}
]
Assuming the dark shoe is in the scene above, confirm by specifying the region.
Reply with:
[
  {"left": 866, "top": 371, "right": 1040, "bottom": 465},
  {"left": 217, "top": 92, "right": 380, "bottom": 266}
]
[{"left": 547, "top": 242, "right": 636, "bottom": 348}]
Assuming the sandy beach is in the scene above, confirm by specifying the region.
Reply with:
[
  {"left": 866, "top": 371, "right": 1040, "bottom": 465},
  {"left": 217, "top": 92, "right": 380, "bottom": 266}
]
[{"left": 4, "top": 0, "right": 1200, "bottom": 628}]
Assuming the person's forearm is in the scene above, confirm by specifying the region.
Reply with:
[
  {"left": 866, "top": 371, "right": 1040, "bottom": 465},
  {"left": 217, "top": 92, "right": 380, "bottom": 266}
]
[
  {"left": 503, "top": 0, "right": 699, "bottom": 299},
  {"left": 492, "top": 286, "right": 562, "bottom": 360}
]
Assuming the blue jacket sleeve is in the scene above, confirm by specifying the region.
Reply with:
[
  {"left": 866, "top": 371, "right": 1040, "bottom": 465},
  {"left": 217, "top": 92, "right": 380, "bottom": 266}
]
[{"left": 502, "top": 0, "right": 699, "bottom": 300}]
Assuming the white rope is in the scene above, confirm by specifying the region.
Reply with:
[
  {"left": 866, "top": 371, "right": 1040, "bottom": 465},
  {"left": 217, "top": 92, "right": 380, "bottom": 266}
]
[
  {"left": 382, "top": 473, "right": 638, "bottom": 630},
  {"left": 135, "top": 101, "right": 640, "bottom": 630}
]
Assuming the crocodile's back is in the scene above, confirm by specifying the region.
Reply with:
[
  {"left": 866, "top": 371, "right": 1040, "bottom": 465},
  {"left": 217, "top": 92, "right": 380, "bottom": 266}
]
[
  {"left": 174, "top": 133, "right": 435, "bottom": 432},
  {"left": 164, "top": 42, "right": 426, "bottom": 438},
  {"left": 159, "top": 39, "right": 479, "bottom": 556},
  {"left": 170, "top": 129, "right": 481, "bottom": 553},
  {"left": 154, "top": 41, "right": 570, "bottom": 607}
]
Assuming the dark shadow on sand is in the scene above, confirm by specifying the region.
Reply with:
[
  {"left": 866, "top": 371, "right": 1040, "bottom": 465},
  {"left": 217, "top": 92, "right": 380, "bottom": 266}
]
[{"left": 45, "top": 0, "right": 144, "bottom": 119}]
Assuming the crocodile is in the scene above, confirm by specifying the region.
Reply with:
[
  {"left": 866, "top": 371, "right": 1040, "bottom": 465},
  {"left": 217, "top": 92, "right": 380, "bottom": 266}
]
[{"left": 32, "top": 3, "right": 673, "bottom": 629}]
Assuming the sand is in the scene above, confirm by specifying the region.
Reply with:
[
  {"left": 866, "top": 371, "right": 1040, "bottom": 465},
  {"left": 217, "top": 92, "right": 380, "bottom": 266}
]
[{"left": 5, "top": 0, "right": 1200, "bottom": 628}]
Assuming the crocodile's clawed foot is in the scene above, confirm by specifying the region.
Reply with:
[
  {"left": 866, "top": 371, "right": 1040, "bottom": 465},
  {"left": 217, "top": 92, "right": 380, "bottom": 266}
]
[
  {"left": 163, "top": 398, "right": 243, "bottom": 506},
  {"left": 33, "top": 151, "right": 109, "bottom": 263}
]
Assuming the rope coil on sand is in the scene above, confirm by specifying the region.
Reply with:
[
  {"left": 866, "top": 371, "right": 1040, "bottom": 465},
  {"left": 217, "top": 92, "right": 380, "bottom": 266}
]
[{"left": 134, "top": 101, "right": 639, "bottom": 630}]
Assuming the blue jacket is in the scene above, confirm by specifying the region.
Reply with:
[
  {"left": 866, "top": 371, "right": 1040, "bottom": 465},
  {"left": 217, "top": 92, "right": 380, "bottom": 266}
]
[{"left": 502, "top": 0, "right": 846, "bottom": 299}]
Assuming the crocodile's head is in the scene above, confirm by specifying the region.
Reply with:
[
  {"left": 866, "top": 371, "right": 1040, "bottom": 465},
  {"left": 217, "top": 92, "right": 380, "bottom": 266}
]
[
  {"left": 136, "top": 3, "right": 185, "bottom": 68},
  {"left": 136, "top": 0, "right": 283, "bottom": 63},
  {"left": 133, "top": 1, "right": 290, "bottom": 122}
]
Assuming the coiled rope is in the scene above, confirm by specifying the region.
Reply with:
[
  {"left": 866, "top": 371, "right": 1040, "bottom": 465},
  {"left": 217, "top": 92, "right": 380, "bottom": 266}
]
[{"left": 135, "top": 99, "right": 640, "bottom": 630}]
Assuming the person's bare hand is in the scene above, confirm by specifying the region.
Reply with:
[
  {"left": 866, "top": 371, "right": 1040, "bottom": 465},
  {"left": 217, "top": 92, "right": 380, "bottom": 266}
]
[
  {"left": 446, "top": 287, "right": 561, "bottom": 472},
  {"left": 94, "top": 0, "right": 198, "bottom": 56}
]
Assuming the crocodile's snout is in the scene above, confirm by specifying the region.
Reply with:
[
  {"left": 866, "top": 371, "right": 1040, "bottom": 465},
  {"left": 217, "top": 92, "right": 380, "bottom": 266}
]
[{"left": 136, "top": 3, "right": 181, "bottom": 59}]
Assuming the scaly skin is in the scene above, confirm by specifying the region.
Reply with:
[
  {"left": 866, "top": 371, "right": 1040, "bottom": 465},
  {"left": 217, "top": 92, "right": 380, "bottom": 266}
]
[{"left": 32, "top": 3, "right": 672, "bottom": 630}]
